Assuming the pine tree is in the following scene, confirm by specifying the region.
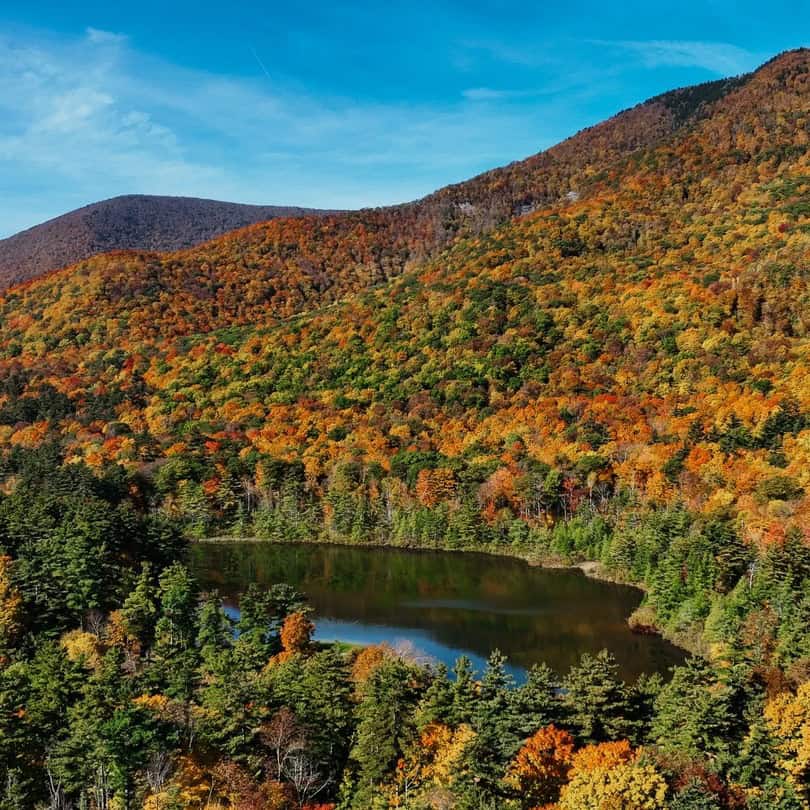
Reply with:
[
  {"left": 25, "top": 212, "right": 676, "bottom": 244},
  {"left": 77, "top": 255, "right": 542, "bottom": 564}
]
[
  {"left": 459, "top": 651, "right": 522, "bottom": 805},
  {"left": 651, "top": 657, "right": 734, "bottom": 762},
  {"left": 150, "top": 563, "right": 200, "bottom": 709},
  {"left": 733, "top": 715, "right": 782, "bottom": 790},
  {"left": 513, "top": 662, "right": 565, "bottom": 737},
  {"left": 233, "top": 584, "right": 279, "bottom": 669},
  {"left": 450, "top": 656, "right": 477, "bottom": 725},
  {"left": 345, "top": 657, "right": 419, "bottom": 807},
  {"left": 196, "top": 592, "right": 233, "bottom": 675},
  {"left": 475, "top": 651, "right": 520, "bottom": 758},
  {"left": 299, "top": 648, "right": 354, "bottom": 777},
  {"left": 120, "top": 562, "right": 158, "bottom": 647},
  {"left": 626, "top": 671, "right": 663, "bottom": 745},
  {"left": 415, "top": 664, "right": 454, "bottom": 730},
  {"left": 562, "top": 650, "right": 633, "bottom": 743}
]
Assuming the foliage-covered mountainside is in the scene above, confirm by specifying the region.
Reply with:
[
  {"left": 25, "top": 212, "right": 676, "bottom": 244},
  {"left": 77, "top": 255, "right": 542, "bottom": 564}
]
[
  {"left": 2, "top": 48, "right": 810, "bottom": 810},
  {"left": 0, "top": 194, "right": 333, "bottom": 290},
  {"left": 0, "top": 65, "right": 754, "bottom": 311},
  {"left": 0, "top": 50, "right": 807, "bottom": 541}
]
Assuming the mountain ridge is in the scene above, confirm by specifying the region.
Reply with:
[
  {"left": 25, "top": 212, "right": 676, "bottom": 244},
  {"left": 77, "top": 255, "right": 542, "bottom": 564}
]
[
  {"left": 0, "top": 194, "right": 335, "bottom": 290},
  {"left": 1, "top": 51, "right": 781, "bottom": 294},
  {"left": 0, "top": 48, "right": 806, "bottom": 548},
  {"left": 3, "top": 50, "right": 805, "bottom": 338}
]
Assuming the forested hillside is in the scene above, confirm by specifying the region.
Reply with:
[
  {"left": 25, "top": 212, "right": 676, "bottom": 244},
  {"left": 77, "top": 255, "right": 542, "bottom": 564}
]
[
  {"left": 0, "top": 65, "right": 753, "bottom": 315},
  {"left": 0, "top": 49, "right": 809, "bottom": 809},
  {"left": 0, "top": 195, "right": 332, "bottom": 291},
  {"left": 0, "top": 50, "right": 806, "bottom": 545}
]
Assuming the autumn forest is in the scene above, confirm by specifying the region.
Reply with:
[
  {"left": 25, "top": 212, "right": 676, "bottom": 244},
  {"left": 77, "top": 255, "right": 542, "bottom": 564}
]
[{"left": 0, "top": 47, "right": 809, "bottom": 809}]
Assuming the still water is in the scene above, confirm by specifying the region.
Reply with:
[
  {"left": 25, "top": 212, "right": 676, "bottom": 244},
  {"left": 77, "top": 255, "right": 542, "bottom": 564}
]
[{"left": 189, "top": 541, "right": 685, "bottom": 681}]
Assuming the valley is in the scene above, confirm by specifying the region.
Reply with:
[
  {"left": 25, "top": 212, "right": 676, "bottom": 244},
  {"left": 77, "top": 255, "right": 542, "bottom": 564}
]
[{"left": 0, "top": 46, "right": 808, "bottom": 810}]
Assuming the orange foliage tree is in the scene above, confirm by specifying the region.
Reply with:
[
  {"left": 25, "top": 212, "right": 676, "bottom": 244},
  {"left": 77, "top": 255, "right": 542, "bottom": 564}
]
[
  {"left": 505, "top": 724, "right": 576, "bottom": 808},
  {"left": 279, "top": 611, "right": 315, "bottom": 658}
]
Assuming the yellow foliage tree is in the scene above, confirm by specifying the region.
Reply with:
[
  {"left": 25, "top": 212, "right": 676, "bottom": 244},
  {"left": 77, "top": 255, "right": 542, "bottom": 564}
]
[
  {"left": 763, "top": 682, "right": 810, "bottom": 797},
  {"left": 415, "top": 468, "right": 457, "bottom": 507},
  {"left": 60, "top": 629, "right": 103, "bottom": 670},
  {"left": 420, "top": 722, "right": 476, "bottom": 788},
  {"left": 569, "top": 740, "right": 635, "bottom": 775},
  {"left": 142, "top": 755, "right": 211, "bottom": 810},
  {"left": 388, "top": 723, "right": 476, "bottom": 807},
  {"left": 558, "top": 761, "right": 668, "bottom": 810},
  {"left": 276, "top": 611, "right": 315, "bottom": 662},
  {"left": 351, "top": 643, "right": 393, "bottom": 686},
  {"left": 0, "top": 555, "right": 21, "bottom": 660}
]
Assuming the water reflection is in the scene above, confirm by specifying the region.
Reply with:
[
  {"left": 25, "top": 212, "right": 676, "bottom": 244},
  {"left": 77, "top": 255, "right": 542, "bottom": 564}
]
[{"left": 190, "top": 541, "right": 685, "bottom": 681}]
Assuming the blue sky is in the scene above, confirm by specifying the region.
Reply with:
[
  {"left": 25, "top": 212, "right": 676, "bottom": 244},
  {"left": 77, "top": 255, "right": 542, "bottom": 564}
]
[{"left": 0, "top": 1, "right": 804, "bottom": 237}]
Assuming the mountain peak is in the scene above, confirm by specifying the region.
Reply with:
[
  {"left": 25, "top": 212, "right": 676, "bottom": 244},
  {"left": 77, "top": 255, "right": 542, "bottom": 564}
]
[{"left": 0, "top": 195, "right": 334, "bottom": 291}]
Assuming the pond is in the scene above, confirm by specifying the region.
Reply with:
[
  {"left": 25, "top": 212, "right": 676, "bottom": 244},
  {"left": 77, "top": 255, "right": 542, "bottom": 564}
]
[{"left": 189, "top": 541, "right": 686, "bottom": 682}]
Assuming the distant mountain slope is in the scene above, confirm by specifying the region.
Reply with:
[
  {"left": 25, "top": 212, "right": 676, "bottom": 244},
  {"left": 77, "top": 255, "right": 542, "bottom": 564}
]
[
  {"left": 415, "top": 71, "right": 752, "bottom": 228},
  {"left": 0, "top": 49, "right": 807, "bottom": 545},
  {"left": 0, "top": 64, "right": 754, "bottom": 297},
  {"left": 0, "top": 60, "right": 764, "bottom": 331},
  {"left": 0, "top": 195, "right": 332, "bottom": 289}
]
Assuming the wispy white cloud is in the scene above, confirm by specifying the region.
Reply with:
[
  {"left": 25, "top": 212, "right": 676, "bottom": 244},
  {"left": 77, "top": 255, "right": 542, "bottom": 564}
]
[
  {"left": 464, "top": 87, "right": 506, "bottom": 101},
  {"left": 34, "top": 87, "right": 114, "bottom": 134},
  {"left": 0, "top": 32, "right": 216, "bottom": 185},
  {"left": 595, "top": 39, "right": 760, "bottom": 76},
  {"left": 0, "top": 26, "right": 576, "bottom": 236},
  {"left": 461, "top": 86, "right": 569, "bottom": 102},
  {"left": 463, "top": 87, "right": 523, "bottom": 101},
  {"left": 0, "top": 25, "right": 764, "bottom": 239},
  {"left": 85, "top": 27, "right": 127, "bottom": 46},
  {"left": 455, "top": 39, "right": 543, "bottom": 68}
]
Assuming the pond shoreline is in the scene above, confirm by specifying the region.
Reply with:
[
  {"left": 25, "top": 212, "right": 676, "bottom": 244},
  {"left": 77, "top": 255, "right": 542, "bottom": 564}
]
[
  {"left": 193, "top": 535, "right": 696, "bottom": 656},
  {"left": 195, "top": 535, "right": 635, "bottom": 591}
]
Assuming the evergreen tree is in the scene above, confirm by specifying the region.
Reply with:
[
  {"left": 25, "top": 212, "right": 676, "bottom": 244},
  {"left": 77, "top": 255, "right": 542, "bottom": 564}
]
[
  {"left": 345, "top": 657, "right": 420, "bottom": 808},
  {"left": 197, "top": 661, "right": 269, "bottom": 763},
  {"left": 652, "top": 657, "right": 734, "bottom": 763},
  {"left": 120, "top": 562, "right": 159, "bottom": 647},
  {"left": 745, "top": 780, "right": 805, "bottom": 810},
  {"left": 513, "top": 662, "right": 564, "bottom": 736},
  {"left": 0, "top": 663, "right": 38, "bottom": 807},
  {"left": 451, "top": 656, "right": 478, "bottom": 725},
  {"left": 474, "top": 651, "right": 521, "bottom": 758},
  {"left": 197, "top": 592, "right": 234, "bottom": 674},
  {"left": 626, "top": 671, "right": 663, "bottom": 745},
  {"left": 562, "top": 650, "right": 633, "bottom": 743},
  {"left": 668, "top": 781, "right": 724, "bottom": 810},
  {"left": 415, "top": 663, "right": 454, "bottom": 729},
  {"left": 299, "top": 648, "right": 354, "bottom": 778},
  {"left": 458, "top": 651, "right": 521, "bottom": 805},
  {"left": 733, "top": 715, "right": 782, "bottom": 790},
  {"left": 234, "top": 583, "right": 278, "bottom": 669},
  {"left": 153, "top": 563, "right": 198, "bottom": 652},
  {"left": 150, "top": 563, "right": 200, "bottom": 712},
  {"left": 234, "top": 583, "right": 307, "bottom": 670}
]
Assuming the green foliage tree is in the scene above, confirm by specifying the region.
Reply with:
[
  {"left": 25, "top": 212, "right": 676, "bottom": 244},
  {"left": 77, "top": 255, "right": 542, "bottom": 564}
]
[
  {"left": 563, "top": 650, "right": 633, "bottom": 743},
  {"left": 652, "top": 657, "right": 735, "bottom": 764},
  {"left": 345, "top": 657, "right": 420, "bottom": 807}
]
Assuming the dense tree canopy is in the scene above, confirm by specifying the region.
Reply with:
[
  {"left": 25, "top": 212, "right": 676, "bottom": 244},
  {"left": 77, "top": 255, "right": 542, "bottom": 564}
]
[{"left": 0, "top": 49, "right": 808, "bottom": 809}]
